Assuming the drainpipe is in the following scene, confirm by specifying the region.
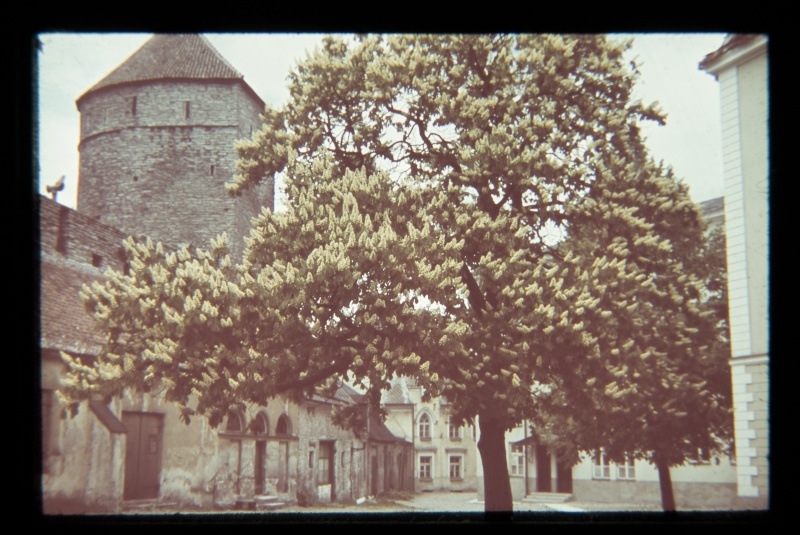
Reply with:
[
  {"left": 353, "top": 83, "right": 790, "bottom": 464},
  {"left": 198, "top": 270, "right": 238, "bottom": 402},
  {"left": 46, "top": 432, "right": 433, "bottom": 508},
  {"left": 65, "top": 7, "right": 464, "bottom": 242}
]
[{"left": 410, "top": 404, "right": 414, "bottom": 492}]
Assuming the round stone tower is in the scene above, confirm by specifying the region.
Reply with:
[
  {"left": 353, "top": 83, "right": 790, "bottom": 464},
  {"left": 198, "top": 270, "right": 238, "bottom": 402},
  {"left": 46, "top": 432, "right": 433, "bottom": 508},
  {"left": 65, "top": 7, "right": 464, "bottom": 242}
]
[{"left": 75, "top": 34, "right": 272, "bottom": 258}]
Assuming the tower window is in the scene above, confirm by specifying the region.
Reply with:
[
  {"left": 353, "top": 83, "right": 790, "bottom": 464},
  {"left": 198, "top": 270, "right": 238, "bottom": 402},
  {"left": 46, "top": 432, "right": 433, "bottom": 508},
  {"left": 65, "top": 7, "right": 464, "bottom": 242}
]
[
  {"left": 210, "top": 164, "right": 215, "bottom": 176},
  {"left": 131, "top": 96, "right": 137, "bottom": 115},
  {"left": 184, "top": 101, "right": 191, "bottom": 119}
]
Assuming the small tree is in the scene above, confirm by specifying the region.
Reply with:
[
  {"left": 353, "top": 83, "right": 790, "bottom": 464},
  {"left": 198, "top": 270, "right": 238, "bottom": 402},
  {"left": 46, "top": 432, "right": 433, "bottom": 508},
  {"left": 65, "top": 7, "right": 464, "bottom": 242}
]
[
  {"left": 528, "top": 164, "right": 732, "bottom": 510},
  {"left": 61, "top": 34, "right": 729, "bottom": 513}
]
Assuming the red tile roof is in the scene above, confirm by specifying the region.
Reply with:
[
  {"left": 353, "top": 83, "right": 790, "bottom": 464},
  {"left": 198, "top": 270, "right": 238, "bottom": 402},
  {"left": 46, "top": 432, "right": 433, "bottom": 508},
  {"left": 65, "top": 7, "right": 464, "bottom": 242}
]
[{"left": 40, "top": 257, "right": 106, "bottom": 356}]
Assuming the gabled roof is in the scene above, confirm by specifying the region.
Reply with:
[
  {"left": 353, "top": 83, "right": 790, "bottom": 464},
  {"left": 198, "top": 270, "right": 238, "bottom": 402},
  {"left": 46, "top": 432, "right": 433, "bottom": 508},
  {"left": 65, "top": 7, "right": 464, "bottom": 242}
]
[
  {"left": 699, "top": 34, "right": 767, "bottom": 76},
  {"left": 366, "top": 411, "right": 410, "bottom": 444},
  {"left": 699, "top": 34, "right": 758, "bottom": 69},
  {"left": 77, "top": 34, "right": 264, "bottom": 107},
  {"left": 382, "top": 375, "right": 418, "bottom": 405}
]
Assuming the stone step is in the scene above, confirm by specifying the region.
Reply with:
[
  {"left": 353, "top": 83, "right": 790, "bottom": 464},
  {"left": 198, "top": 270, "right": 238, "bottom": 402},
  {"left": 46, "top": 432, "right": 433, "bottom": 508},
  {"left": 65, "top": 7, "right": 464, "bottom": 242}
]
[
  {"left": 254, "top": 494, "right": 280, "bottom": 503},
  {"left": 522, "top": 492, "right": 573, "bottom": 503},
  {"left": 122, "top": 499, "right": 179, "bottom": 512},
  {"left": 256, "top": 501, "right": 286, "bottom": 511}
]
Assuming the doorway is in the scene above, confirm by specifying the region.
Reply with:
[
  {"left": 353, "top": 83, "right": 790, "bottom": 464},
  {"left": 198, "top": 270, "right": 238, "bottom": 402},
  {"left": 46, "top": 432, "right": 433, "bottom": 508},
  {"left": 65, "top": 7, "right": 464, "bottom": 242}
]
[
  {"left": 278, "top": 441, "right": 289, "bottom": 493},
  {"left": 255, "top": 440, "right": 266, "bottom": 495},
  {"left": 535, "top": 444, "right": 552, "bottom": 492},
  {"left": 556, "top": 458, "right": 573, "bottom": 493},
  {"left": 122, "top": 412, "right": 163, "bottom": 500},
  {"left": 371, "top": 453, "right": 378, "bottom": 496}
]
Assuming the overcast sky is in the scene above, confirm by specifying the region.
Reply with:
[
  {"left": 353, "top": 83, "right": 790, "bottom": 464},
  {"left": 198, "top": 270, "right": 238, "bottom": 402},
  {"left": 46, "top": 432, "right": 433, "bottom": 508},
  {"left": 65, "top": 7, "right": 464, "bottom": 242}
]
[{"left": 35, "top": 33, "right": 726, "bottom": 210}]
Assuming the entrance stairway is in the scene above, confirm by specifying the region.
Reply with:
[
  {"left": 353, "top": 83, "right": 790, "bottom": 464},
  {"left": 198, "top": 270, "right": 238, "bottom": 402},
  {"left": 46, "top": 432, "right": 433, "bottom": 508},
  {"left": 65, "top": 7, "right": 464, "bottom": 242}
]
[{"left": 521, "top": 492, "right": 573, "bottom": 503}]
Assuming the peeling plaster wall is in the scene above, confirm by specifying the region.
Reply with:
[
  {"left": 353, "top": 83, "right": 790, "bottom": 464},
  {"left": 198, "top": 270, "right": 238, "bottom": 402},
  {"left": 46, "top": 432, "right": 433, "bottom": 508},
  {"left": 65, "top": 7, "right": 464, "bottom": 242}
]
[{"left": 42, "top": 356, "right": 125, "bottom": 514}]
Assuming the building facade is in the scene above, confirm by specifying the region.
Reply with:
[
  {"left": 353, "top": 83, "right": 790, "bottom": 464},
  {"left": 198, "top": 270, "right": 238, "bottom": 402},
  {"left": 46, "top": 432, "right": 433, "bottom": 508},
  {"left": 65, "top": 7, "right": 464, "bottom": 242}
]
[
  {"left": 382, "top": 376, "right": 479, "bottom": 493},
  {"left": 40, "top": 34, "right": 412, "bottom": 514},
  {"left": 701, "top": 34, "right": 769, "bottom": 508}
]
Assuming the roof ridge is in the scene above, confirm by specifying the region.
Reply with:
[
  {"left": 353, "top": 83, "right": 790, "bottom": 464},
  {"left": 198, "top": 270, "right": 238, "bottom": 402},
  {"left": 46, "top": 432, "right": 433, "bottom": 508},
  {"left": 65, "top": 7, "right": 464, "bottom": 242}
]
[{"left": 196, "top": 34, "right": 242, "bottom": 78}]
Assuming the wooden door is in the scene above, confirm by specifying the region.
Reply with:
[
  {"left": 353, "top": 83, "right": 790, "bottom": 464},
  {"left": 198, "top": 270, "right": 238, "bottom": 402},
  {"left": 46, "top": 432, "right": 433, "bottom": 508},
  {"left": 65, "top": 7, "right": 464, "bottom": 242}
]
[
  {"left": 122, "top": 412, "right": 163, "bottom": 500},
  {"left": 556, "top": 459, "right": 573, "bottom": 493},
  {"left": 535, "top": 444, "right": 551, "bottom": 492},
  {"left": 371, "top": 454, "right": 378, "bottom": 496}
]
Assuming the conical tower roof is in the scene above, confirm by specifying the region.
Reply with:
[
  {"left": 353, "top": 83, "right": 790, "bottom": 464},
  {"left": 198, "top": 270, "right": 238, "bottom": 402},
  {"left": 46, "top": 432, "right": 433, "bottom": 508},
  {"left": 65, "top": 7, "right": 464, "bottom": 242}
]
[{"left": 77, "top": 34, "right": 263, "bottom": 106}]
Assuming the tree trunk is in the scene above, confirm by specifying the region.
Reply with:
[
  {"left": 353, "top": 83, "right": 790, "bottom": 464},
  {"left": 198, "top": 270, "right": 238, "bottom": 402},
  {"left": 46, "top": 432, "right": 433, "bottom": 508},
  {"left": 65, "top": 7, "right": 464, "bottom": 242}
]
[
  {"left": 655, "top": 455, "right": 676, "bottom": 512},
  {"left": 477, "top": 414, "right": 513, "bottom": 516}
]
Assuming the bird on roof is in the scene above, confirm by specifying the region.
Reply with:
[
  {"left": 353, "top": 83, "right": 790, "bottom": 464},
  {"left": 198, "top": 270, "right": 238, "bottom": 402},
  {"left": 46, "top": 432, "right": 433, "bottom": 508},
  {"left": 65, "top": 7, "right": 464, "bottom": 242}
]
[{"left": 46, "top": 175, "right": 65, "bottom": 201}]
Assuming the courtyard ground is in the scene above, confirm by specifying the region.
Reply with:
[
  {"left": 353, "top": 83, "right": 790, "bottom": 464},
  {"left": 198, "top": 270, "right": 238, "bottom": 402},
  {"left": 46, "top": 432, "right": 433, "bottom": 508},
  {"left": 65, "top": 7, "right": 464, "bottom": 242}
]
[{"left": 119, "top": 490, "right": 759, "bottom": 517}]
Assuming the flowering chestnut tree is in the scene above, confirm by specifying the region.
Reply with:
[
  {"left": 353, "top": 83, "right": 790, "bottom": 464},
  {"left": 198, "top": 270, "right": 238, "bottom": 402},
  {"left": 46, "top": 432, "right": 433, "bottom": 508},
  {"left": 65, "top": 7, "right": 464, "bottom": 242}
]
[{"left": 61, "top": 34, "right": 730, "bottom": 513}]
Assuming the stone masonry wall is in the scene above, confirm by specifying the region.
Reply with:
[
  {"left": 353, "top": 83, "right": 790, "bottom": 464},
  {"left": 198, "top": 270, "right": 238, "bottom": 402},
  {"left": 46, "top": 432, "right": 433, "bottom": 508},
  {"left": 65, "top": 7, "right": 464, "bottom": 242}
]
[
  {"left": 40, "top": 194, "right": 127, "bottom": 272},
  {"left": 77, "top": 80, "right": 270, "bottom": 260}
]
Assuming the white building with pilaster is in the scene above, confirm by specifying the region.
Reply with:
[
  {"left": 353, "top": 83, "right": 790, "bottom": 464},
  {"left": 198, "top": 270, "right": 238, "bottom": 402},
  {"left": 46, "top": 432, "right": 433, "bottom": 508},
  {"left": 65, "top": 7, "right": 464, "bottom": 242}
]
[{"left": 700, "top": 34, "right": 769, "bottom": 508}]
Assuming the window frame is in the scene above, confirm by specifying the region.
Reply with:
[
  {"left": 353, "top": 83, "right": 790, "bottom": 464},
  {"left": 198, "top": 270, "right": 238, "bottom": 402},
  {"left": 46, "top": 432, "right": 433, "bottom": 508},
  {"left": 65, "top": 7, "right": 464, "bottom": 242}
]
[
  {"left": 418, "top": 413, "right": 431, "bottom": 441},
  {"left": 592, "top": 449, "right": 611, "bottom": 480},
  {"left": 447, "top": 416, "right": 462, "bottom": 440},
  {"left": 449, "top": 454, "right": 463, "bottom": 481},
  {"left": 509, "top": 444, "right": 525, "bottom": 477},
  {"left": 418, "top": 455, "right": 433, "bottom": 481},
  {"left": 617, "top": 455, "right": 636, "bottom": 480}
]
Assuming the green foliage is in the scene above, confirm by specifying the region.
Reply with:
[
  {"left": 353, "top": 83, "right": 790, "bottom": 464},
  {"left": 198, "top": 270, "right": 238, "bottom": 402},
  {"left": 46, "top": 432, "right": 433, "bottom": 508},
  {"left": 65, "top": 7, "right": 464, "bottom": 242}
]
[{"left": 62, "top": 35, "right": 730, "bottom": 472}]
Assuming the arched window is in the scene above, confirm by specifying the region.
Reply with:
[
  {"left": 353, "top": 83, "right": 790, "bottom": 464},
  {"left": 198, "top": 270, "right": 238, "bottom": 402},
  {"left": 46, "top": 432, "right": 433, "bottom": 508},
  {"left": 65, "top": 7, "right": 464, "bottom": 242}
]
[
  {"left": 252, "top": 412, "right": 269, "bottom": 435},
  {"left": 419, "top": 413, "right": 431, "bottom": 440},
  {"left": 225, "top": 410, "right": 243, "bottom": 432},
  {"left": 275, "top": 414, "right": 291, "bottom": 436}
]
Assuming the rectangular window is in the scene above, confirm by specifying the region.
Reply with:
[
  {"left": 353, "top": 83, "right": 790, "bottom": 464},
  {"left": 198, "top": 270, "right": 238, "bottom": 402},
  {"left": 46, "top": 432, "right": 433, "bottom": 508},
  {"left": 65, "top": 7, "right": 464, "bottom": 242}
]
[
  {"left": 592, "top": 449, "right": 610, "bottom": 480},
  {"left": 447, "top": 417, "right": 462, "bottom": 440},
  {"left": 308, "top": 450, "right": 314, "bottom": 471},
  {"left": 419, "top": 455, "right": 432, "bottom": 480},
  {"left": 184, "top": 101, "right": 191, "bottom": 119},
  {"left": 131, "top": 96, "right": 137, "bottom": 115},
  {"left": 617, "top": 455, "right": 636, "bottom": 480},
  {"left": 449, "top": 455, "right": 462, "bottom": 480},
  {"left": 510, "top": 444, "right": 525, "bottom": 476},
  {"left": 688, "top": 447, "right": 712, "bottom": 465}
]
